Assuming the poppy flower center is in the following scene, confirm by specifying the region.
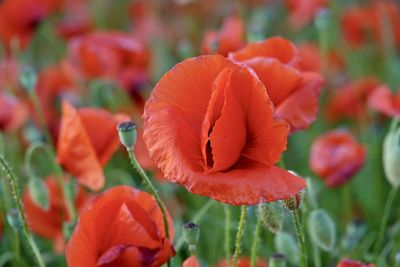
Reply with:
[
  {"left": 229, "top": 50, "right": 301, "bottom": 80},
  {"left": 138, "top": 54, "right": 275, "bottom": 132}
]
[{"left": 200, "top": 67, "right": 246, "bottom": 173}]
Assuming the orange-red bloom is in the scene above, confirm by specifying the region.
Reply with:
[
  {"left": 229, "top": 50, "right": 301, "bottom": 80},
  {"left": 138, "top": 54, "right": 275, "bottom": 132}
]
[
  {"left": 23, "top": 177, "right": 89, "bottom": 253},
  {"left": 337, "top": 258, "right": 376, "bottom": 267},
  {"left": 229, "top": 37, "right": 324, "bottom": 131},
  {"left": 0, "top": 92, "right": 28, "bottom": 132},
  {"left": 342, "top": 2, "right": 400, "bottom": 48},
  {"left": 285, "top": 0, "right": 327, "bottom": 30},
  {"left": 217, "top": 257, "right": 267, "bottom": 267},
  {"left": 183, "top": 256, "right": 200, "bottom": 267},
  {"left": 326, "top": 78, "right": 380, "bottom": 122},
  {"left": 310, "top": 130, "right": 365, "bottom": 187},
  {"left": 201, "top": 15, "right": 245, "bottom": 57},
  {"left": 368, "top": 85, "right": 400, "bottom": 117},
  {"left": 57, "top": 101, "right": 128, "bottom": 191},
  {"left": 143, "top": 55, "right": 305, "bottom": 205},
  {"left": 66, "top": 185, "right": 175, "bottom": 267}
]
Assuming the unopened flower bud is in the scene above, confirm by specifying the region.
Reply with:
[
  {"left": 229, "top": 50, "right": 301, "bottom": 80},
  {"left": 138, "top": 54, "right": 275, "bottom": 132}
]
[
  {"left": 183, "top": 222, "right": 200, "bottom": 252},
  {"left": 28, "top": 177, "right": 50, "bottom": 211},
  {"left": 269, "top": 253, "right": 287, "bottom": 267},
  {"left": 308, "top": 209, "right": 336, "bottom": 251},
  {"left": 341, "top": 218, "right": 366, "bottom": 250},
  {"left": 117, "top": 122, "right": 137, "bottom": 151},
  {"left": 7, "top": 208, "right": 21, "bottom": 229},
  {"left": 383, "top": 120, "right": 400, "bottom": 188},
  {"left": 274, "top": 231, "right": 300, "bottom": 265},
  {"left": 19, "top": 66, "right": 37, "bottom": 93},
  {"left": 258, "top": 202, "right": 283, "bottom": 233}
]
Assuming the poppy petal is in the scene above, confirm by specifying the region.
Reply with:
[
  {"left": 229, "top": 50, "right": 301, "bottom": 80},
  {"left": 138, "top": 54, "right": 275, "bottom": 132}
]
[{"left": 368, "top": 85, "right": 399, "bottom": 116}]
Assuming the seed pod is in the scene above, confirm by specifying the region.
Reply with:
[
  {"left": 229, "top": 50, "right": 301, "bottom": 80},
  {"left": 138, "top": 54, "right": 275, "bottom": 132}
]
[
  {"left": 274, "top": 231, "right": 300, "bottom": 265},
  {"left": 28, "top": 177, "right": 50, "bottom": 211},
  {"left": 117, "top": 121, "right": 137, "bottom": 150},
  {"left": 269, "top": 253, "right": 287, "bottom": 267},
  {"left": 308, "top": 209, "right": 336, "bottom": 251},
  {"left": 383, "top": 121, "right": 400, "bottom": 188},
  {"left": 183, "top": 222, "right": 200, "bottom": 252},
  {"left": 258, "top": 202, "right": 283, "bottom": 233}
]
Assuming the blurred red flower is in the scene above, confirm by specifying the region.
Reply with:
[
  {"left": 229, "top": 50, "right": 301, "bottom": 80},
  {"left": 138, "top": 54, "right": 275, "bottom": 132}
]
[
  {"left": 310, "top": 130, "right": 365, "bottom": 187},
  {"left": 57, "top": 101, "right": 129, "bottom": 191},
  {"left": 326, "top": 78, "right": 380, "bottom": 122},
  {"left": 285, "top": 0, "right": 327, "bottom": 30},
  {"left": 66, "top": 185, "right": 175, "bottom": 267},
  {"left": 23, "top": 177, "right": 89, "bottom": 253},
  {"left": 229, "top": 37, "right": 324, "bottom": 132},
  {"left": 0, "top": 0, "right": 47, "bottom": 50},
  {"left": 368, "top": 85, "right": 400, "bottom": 117},
  {"left": 201, "top": 15, "right": 245, "bottom": 57},
  {"left": 217, "top": 257, "right": 267, "bottom": 267},
  {"left": 342, "top": 2, "right": 400, "bottom": 48},
  {"left": 337, "top": 258, "right": 376, "bottom": 267},
  {"left": 143, "top": 55, "right": 305, "bottom": 205},
  {"left": 0, "top": 92, "right": 28, "bottom": 132},
  {"left": 183, "top": 256, "right": 200, "bottom": 267}
]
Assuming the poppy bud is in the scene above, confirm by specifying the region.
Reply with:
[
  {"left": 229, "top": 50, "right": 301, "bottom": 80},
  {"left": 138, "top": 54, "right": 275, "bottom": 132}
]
[
  {"left": 383, "top": 120, "right": 400, "bottom": 188},
  {"left": 117, "top": 121, "right": 137, "bottom": 151},
  {"left": 308, "top": 209, "right": 336, "bottom": 251},
  {"left": 7, "top": 208, "right": 21, "bottom": 229},
  {"left": 341, "top": 219, "right": 367, "bottom": 250},
  {"left": 183, "top": 222, "right": 200, "bottom": 252},
  {"left": 19, "top": 66, "right": 37, "bottom": 92},
  {"left": 28, "top": 177, "right": 50, "bottom": 211},
  {"left": 396, "top": 252, "right": 400, "bottom": 267},
  {"left": 258, "top": 202, "right": 283, "bottom": 233},
  {"left": 282, "top": 191, "right": 303, "bottom": 211},
  {"left": 274, "top": 231, "right": 300, "bottom": 265},
  {"left": 269, "top": 253, "right": 287, "bottom": 267}
]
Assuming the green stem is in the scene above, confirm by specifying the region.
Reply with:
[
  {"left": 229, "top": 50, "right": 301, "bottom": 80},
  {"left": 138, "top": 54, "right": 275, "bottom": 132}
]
[
  {"left": 250, "top": 207, "right": 262, "bottom": 267},
  {"left": 0, "top": 155, "right": 45, "bottom": 267},
  {"left": 225, "top": 205, "right": 231, "bottom": 264},
  {"left": 126, "top": 149, "right": 170, "bottom": 238},
  {"left": 233, "top": 205, "right": 247, "bottom": 267},
  {"left": 373, "top": 187, "right": 398, "bottom": 258},
  {"left": 292, "top": 210, "right": 308, "bottom": 267},
  {"left": 312, "top": 241, "right": 321, "bottom": 267}
]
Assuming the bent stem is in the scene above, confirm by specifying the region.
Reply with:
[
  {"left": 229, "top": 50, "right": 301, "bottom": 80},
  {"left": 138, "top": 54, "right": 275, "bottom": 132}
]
[
  {"left": 125, "top": 149, "right": 170, "bottom": 237},
  {"left": 233, "top": 205, "right": 247, "bottom": 267},
  {"left": 0, "top": 155, "right": 45, "bottom": 267},
  {"left": 225, "top": 205, "right": 231, "bottom": 264},
  {"left": 373, "top": 186, "right": 398, "bottom": 258},
  {"left": 250, "top": 207, "right": 262, "bottom": 267},
  {"left": 292, "top": 209, "right": 308, "bottom": 267}
]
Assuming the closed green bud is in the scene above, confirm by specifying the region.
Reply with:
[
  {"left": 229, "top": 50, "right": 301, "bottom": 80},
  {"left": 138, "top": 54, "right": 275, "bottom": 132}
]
[
  {"left": 308, "top": 209, "right": 336, "bottom": 251},
  {"left": 117, "top": 122, "right": 137, "bottom": 151},
  {"left": 274, "top": 231, "right": 300, "bottom": 265},
  {"left": 7, "top": 208, "right": 21, "bottom": 229},
  {"left": 28, "top": 177, "right": 50, "bottom": 211},
  {"left": 258, "top": 202, "right": 283, "bottom": 233},
  {"left": 269, "top": 253, "right": 287, "bottom": 267},
  {"left": 383, "top": 120, "right": 400, "bottom": 188},
  {"left": 341, "top": 219, "right": 366, "bottom": 250},
  {"left": 19, "top": 66, "right": 37, "bottom": 92},
  {"left": 183, "top": 222, "right": 200, "bottom": 252}
]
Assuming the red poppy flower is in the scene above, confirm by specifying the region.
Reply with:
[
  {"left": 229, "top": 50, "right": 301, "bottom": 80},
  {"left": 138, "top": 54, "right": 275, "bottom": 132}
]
[
  {"left": 326, "top": 78, "right": 379, "bottom": 122},
  {"left": 285, "top": 0, "right": 327, "bottom": 30},
  {"left": 217, "top": 257, "right": 267, "bottom": 267},
  {"left": 229, "top": 37, "right": 324, "bottom": 131},
  {"left": 57, "top": 101, "right": 129, "bottom": 191},
  {"left": 297, "top": 43, "right": 345, "bottom": 73},
  {"left": 368, "top": 85, "right": 400, "bottom": 117},
  {"left": 143, "top": 55, "right": 305, "bottom": 205},
  {"left": 342, "top": 2, "right": 400, "bottom": 48},
  {"left": 183, "top": 256, "right": 200, "bottom": 267},
  {"left": 56, "top": 0, "right": 92, "bottom": 39},
  {"left": 23, "top": 177, "right": 89, "bottom": 253},
  {"left": 65, "top": 31, "right": 150, "bottom": 83},
  {"left": 337, "top": 258, "right": 376, "bottom": 267},
  {"left": 66, "top": 185, "right": 175, "bottom": 267},
  {"left": 0, "top": 92, "right": 28, "bottom": 132},
  {"left": 0, "top": 0, "right": 47, "bottom": 50},
  {"left": 201, "top": 15, "right": 245, "bottom": 57},
  {"left": 310, "top": 130, "right": 365, "bottom": 187}
]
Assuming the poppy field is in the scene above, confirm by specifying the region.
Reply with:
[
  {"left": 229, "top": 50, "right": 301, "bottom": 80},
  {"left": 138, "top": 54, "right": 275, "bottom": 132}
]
[{"left": 1, "top": 0, "right": 400, "bottom": 266}]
